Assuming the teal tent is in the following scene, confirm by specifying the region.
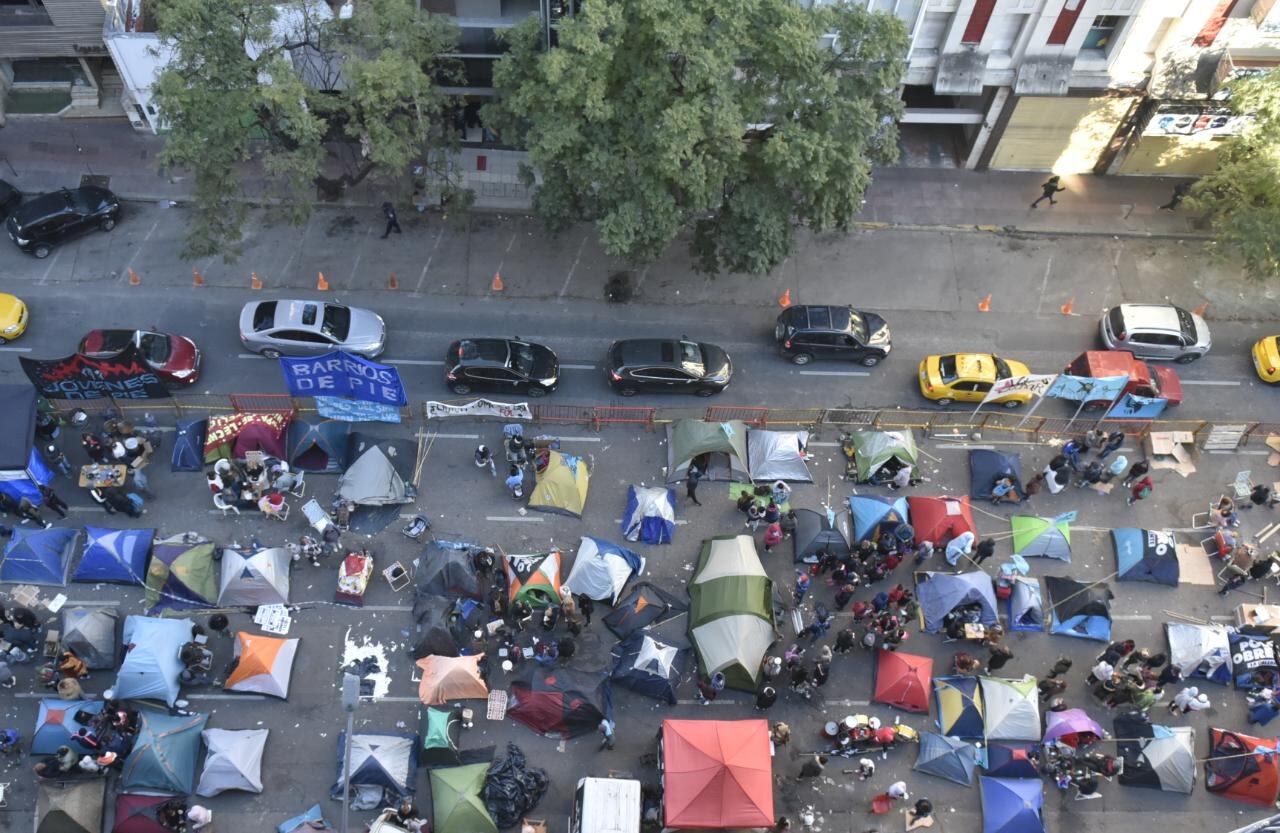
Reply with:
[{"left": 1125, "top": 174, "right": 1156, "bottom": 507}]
[{"left": 120, "top": 710, "right": 209, "bottom": 795}]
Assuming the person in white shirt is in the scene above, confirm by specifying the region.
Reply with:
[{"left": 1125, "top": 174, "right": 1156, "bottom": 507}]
[
  {"left": 1169, "top": 686, "right": 1210, "bottom": 714},
  {"left": 1089, "top": 659, "right": 1114, "bottom": 686},
  {"left": 945, "top": 532, "right": 975, "bottom": 566},
  {"left": 887, "top": 780, "right": 909, "bottom": 800},
  {"left": 187, "top": 806, "right": 213, "bottom": 830}
]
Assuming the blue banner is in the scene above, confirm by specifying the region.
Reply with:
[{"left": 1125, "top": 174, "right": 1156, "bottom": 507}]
[
  {"left": 278, "top": 351, "right": 407, "bottom": 406},
  {"left": 1107, "top": 393, "right": 1169, "bottom": 419},
  {"left": 1044, "top": 374, "right": 1128, "bottom": 403},
  {"left": 315, "top": 396, "right": 402, "bottom": 423}
]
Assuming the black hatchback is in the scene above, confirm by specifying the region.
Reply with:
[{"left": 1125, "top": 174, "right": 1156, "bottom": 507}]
[
  {"left": 775, "top": 305, "right": 891, "bottom": 367},
  {"left": 444, "top": 338, "right": 560, "bottom": 397},
  {"left": 6, "top": 186, "right": 121, "bottom": 258},
  {"left": 606, "top": 339, "right": 732, "bottom": 397}
]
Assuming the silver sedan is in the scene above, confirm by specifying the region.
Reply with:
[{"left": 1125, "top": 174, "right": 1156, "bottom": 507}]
[{"left": 238, "top": 300, "right": 386, "bottom": 358}]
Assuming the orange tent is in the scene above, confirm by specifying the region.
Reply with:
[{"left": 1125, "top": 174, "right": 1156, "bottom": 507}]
[
  {"left": 416, "top": 655, "right": 489, "bottom": 705},
  {"left": 224, "top": 632, "right": 298, "bottom": 699},
  {"left": 661, "top": 719, "right": 773, "bottom": 829}
]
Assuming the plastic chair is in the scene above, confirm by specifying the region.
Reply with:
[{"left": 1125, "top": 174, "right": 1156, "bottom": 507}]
[
  {"left": 382, "top": 561, "right": 410, "bottom": 592},
  {"left": 213, "top": 492, "right": 240, "bottom": 517},
  {"left": 260, "top": 495, "right": 290, "bottom": 523}
]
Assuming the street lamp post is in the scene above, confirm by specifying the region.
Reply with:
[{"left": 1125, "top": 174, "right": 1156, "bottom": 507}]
[{"left": 340, "top": 672, "right": 361, "bottom": 833}]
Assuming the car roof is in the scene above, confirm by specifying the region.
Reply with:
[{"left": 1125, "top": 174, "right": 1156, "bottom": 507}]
[
  {"left": 456, "top": 338, "right": 512, "bottom": 366},
  {"left": 1115, "top": 304, "right": 1183, "bottom": 332},
  {"left": 273, "top": 300, "right": 328, "bottom": 330},
  {"left": 951, "top": 353, "right": 998, "bottom": 382},
  {"left": 791, "top": 306, "right": 853, "bottom": 331},
  {"left": 615, "top": 339, "right": 697, "bottom": 366}
]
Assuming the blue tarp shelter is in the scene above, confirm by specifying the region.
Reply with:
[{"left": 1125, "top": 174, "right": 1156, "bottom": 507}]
[
  {"left": 610, "top": 631, "right": 686, "bottom": 704},
  {"left": 171, "top": 418, "right": 206, "bottom": 472},
  {"left": 1113, "top": 528, "right": 1179, "bottom": 586},
  {"left": 969, "top": 450, "right": 1022, "bottom": 500},
  {"left": 1007, "top": 578, "right": 1044, "bottom": 633},
  {"left": 115, "top": 615, "right": 193, "bottom": 705},
  {"left": 1045, "top": 576, "right": 1113, "bottom": 641},
  {"left": 0, "top": 527, "right": 78, "bottom": 586},
  {"left": 985, "top": 742, "right": 1041, "bottom": 778},
  {"left": 933, "top": 676, "right": 985, "bottom": 739},
  {"left": 0, "top": 385, "right": 52, "bottom": 505},
  {"left": 120, "top": 710, "right": 208, "bottom": 794},
  {"left": 621, "top": 485, "right": 676, "bottom": 545},
  {"left": 914, "top": 732, "right": 977, "bottom": 786},
  {"left": 917, "top": 571, "right": 999, "bottom": 633},
  {"left": 278, "top": 804, "right": 331, "bottom": 833},
  {"left": 72, "top": 525, "right": 153, "bottom": 585},
  {"left": 980, "top": 776, "right": 1045, "bottom": 833},
  {"left": 849, "top": 495, "right": 909, "bottom": 544},
  {"left": 32, "top": 699, "right": 104, "bottom": 754},
  {"left": 287, "top": 419, "right": 351, "bottom": 473}
]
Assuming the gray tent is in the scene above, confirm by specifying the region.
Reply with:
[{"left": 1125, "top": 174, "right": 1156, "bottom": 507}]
[
  {"left": 338, "top": 444, "right": 411, "bottom": 506},
  {"left": 665, "top": 420, "right": 750, "bottom": 483},
  {"left": 197, "top": 727, "right": 268, "bottom": 796},
  {"left": 792, "top": 508, "right": 851, "bottom": 564},
  {"left": 37, "top": 779, "right": 104, "bottom": 833},
  {"left": 747, "top": 430, "right": 812, "bottom": 482},
  {"left": 61, "top": 607, "right": 118, "bottom": 669},
  {"left": 219, "top": 548, "right": 291, "bottom": 607}
]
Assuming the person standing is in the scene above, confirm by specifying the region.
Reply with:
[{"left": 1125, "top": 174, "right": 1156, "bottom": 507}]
[
  {"left": 380, "top": 202, "right": 402, "bottom": 238},
  {"left": 985, "top": 643, "right": 1014, "bottom": 674},
  {"left": 685, "top": 466, "right": 702, "bottom": 507},
  {"left": 1098, "top": 431, "right": 1126, "bottom": 460},
  {"left": 505, "top": 466, "right": 524, "bottom": 500},
  {"left": 1159, "top": 181, "right": 1191, "bottom": 211},
  {"left": 696, "top": 675, "right": 719, "bottom": 705},
  {"left": 1122, "top": 459, "right": 1150, "bottom": 488},
  {"left": 37, "top": 485, "right": 67, "bottom": 520},
  {"left": 755, "top": 684, "right": 777, "bottom": 710},
  {"left": 578, "top": 595, "right": 594, "bottom": 626},
  {"left": 793, "top": 571, "right": 810, "bottom": 604},
  {"left": 973, "top": 538, "right": 996, "bottom": 565},
  {"left": 1030, "top": 175, "right": 1065, "bottom": 208},
  {"left": 1127, "top": 475, "right": 1154, "bottom": 506},
  {"left": 598, "top": 718, "right": 616, "bottom": 750},
  {"left": 763, "top": 522, "right": 783, "bottom": 553},
  {"left": 1047, "top": 656, "right": 1073, "bottom": 678}
]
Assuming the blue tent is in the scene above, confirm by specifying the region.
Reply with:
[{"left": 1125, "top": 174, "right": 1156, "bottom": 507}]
[
  {"left": 980, "top": 776, "right": 1045, "bottom": 833},
  {"left": 849, "top": 495, "right": 909, "bottom": 543},
  {"left": 331, "top": 732, "right": 417, "bottom": 810},
  {"left": 0, "top": 527, "right": 79, "bottom": 586},
  {"left": 1006, "top": 578, "right": 1044, "bottom": 633},
  {"left": 171, "top": 419, "right": 207, "bottom": 472},
  {"left": 610, "top": 631, "right": 687, "bottom": 704},
  {"left": 72, "top": 525, "right": 154, "bottom": 585},
  {"left": 1045, "top": 576, "right": 1112, "bottom": 642},
  {"left": 1113, "top": 528, "right": 1179, "bottom": 586},
  {"left": 969, "top": 450, "right": 1022, "bottom": 501},
  {"left": 914, "top": 731, "right": 977, "bottom": 786},
  {"left": 31, "top": 699, "right": 104, "bottom": 754},
  {"left": 120, "top": 710, "right": 208, "bottom": 794},
  {"left": 621, "top": 485, "right": 676, "bottom": 545},
  {"left": 933, "top": 675, "right": 985, "bottom": 739},
  {"left": 115, "top": 615, "right": 193, "bottom": 705},
  {"left": 985, "top": 742, "right": 1041, "bottom": 778},
  {"left": 288, "top": 419, "right": 351, "bottom": 473},
  {"left": 917, "top": 571, "right": 999, "bottom": 633},
  {"left": 0, "top": 385, "right": 53, "bottom": 505},
  {"left": 279, "top": 804, "right": 332, "bottom": 833}
]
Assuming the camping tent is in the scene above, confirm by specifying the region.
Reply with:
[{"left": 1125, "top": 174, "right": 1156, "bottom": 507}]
[
  {"left": 146, "top": 533, "right": 218, "bottom": 613},
  {"left": 980, "top": 777, "right": 1045, "bottom": 833},
  {"left": 204, "top": 412, "right": 290, "bottom": 462},
  {"left": 1042, "top": 708, "right": 1104, "bottom": 748},
  {"left": 287, "top": 419, "right": 350, "bottom": 473},
  {"left": 611, "top": 631, "right": 686, "bottom": 704},
  {"left": 1113, "top": 528, "right": 1179, "bottom": 586},
  {"left": 416, "top": 545, "right": 484, "bottom": 601},
  {"left": 1045, "top": 576, "right": 1113, "bottom": 641},
  {"left": 985, "top": 742, "right": 1040, "bottom": 778},
  {"left": 688, "top": 535, "right": 775, "bottom": 691},
  {"left": 113, "top": 794, "right": 177, "bottom": 833},
  {"left": 873, "top": 650, "right": 933, "bottom": 713},
  {"left": 0, "top": 385, "right": 53, "bottom": 505},
  {"left": 412, "top": 596, "right": 463, "bottom": 658},
  {"left": 665, "top": 420, "right": 751, "bottom": 483},
  {"left": 980, "top": 676, "right": 1041, "bottom": 741},
  {"left": 121, "top": 710, "right": 209, "bottom": 795},
  {"left": 416, "top": 655, "right": 489, "bottom": 705},
  {"left": 32, "top": 698, "right": 104, "bottom": 754},
  {"left": 747, "top": 429, "right": 812, "bottom": 482},
  {"left": 917, "top": 571, "right": 999, "bottom": 633},
  {"left": 621, "top": 485, "right": 676, "bottom": 544},
  {"left": 171, "top": 418, "right": 206, "bottom": 472},
  {"left": 1010, "top": 516, "right": 1071, "bottom": 562},
  {"left": 849, "top": 495, "right": 910, "bottom": 544},
  {"left": 1006, "top": 578, "right": 1044, "bottom": 633},
  {"left": 528, "top": 450, "right": 590, "bottom": 517},
  {"left": 661, "top": 719, "right": 774, "bottom": 829},
  {"left": 61, "top": 606, "right": 118, "bottom": 669},
  {"left": 1166, "top": 622, "right": 1232, "bottom": 685},
  {"left": 1, "top": 526, "right": 78, "bottom": 586},
  {"left": 337, "top": 443, "right": 410, "bottom": 506},
  {"left": 417, "top": 707, "right": 461, "bottom": 767},
  {"left": 331, "top": 732, "right": 417, "bottom": 811},
  {"left": 845, "top": 430, "right": 918, "bottom": 483},
  {"left": 224, "top": 632, "right": 299, "bottom": 698},
  {"left": 430, "top": 764, "right": 497, "bottom": 833},
  {"left": 908, "top": 496, "right": 977, "bottom": 546},
  {"left": 792, "top": 508, "right": 851, "bottom": 564},
  {"left": 504, "top": 551, "right": 563, "bottom": 608},
  {"left": 507, "top": 665, "right": 611, "bottom": 739},
  {"left": 218, "top": 547, "right": 292, "bottom": 607},
  {"left": 969, "top": 450, "right": 1022, "bottom": 500},
  {"left": 1207, "top": 728, "right": 1280, "bottom": 806},
  {"left": 604, "top": 582, "right": 687, "bottom": 638},
  {"left": 196, "top": 727, "right": 268, "bottom": 796},
  {"left": 563, "top": 536, "right": 644, "bottom": 604},
  {"left": 914, "top": 732, "right": 977, "bottom": 786},
  {"left": 37, "top": 779, "right": 104, "bottom": 833},
  {"left": 1115, "top": 712, "right": 1195, "bottom": 794},
  {"left": 73, "top": 526, "right": 153, "bottom": 585},
  {"left": 115, "top": 615, "right": 194, "bottom": 705},
  {"left": 933, "top": 676, "right": 984, "bottom": 739}
]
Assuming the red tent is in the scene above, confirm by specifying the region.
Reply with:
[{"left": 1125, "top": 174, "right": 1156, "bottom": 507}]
[
  {"left": 662, "top": 719, "right": 774, "bottom": 829},
  {"left": 873, "top": 650, "right": 933, "bottom": 713},
  {"left": 1206, "top": 727, "right": 1280, "bottom": 807},
  {"left": 906, "top": 496, "right": 976, "bottom": 546},
  {"left": 113, "top": 794, "right": 173, "bottom": 833}
]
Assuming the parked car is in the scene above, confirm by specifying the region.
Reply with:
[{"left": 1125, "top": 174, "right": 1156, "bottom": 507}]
[
  {"left": 238, "top": 300, "right": 386, "bottom": 358},
  {"left": 774, "top": 305, "right": 891, "bottom": 366},
  {"left": 918, "top": 353, "right": 1033, "bottom": 408},
  {"left": 1065, "top": 350, "right": 1182, "bottom": 410},
  {"left": 605, "top": 339, "right": 732, "bottom": 397},
  {"left": 5, "top": 186, "right": 120, "bottom": 259},
  {"left": 1099, "top": 303, "right": 1211, "bottom": 363},
  {"left": 444, "top": 338, "right": 559, "bottom": 397},
  {"left": 0, "top": 293, "right": 28, "bottom": 344},
  {"left": 1253, "top": 336, "right": 1280, "bottom": 385},
  {"left": 0, "top": 180, "right": 21, "bottom": 221},
  {"left": 78, "top": 329, "right": 202, "bottom": 385}
]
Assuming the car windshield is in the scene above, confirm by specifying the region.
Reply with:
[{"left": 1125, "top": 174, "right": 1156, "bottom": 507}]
[
  {"left": 938, "top": 355, "right": 958, "bottom": 382},
  {"left": 678, "top": 341, "right": 703, "bottom": 368},
  {"left": 253, "top": 302, "right": 277, "bottom": 332},
  {"left": 137, "top": 333, "right": 172, "bottom": 363},
  {"left": 321, "top": 305, "right": 351, "bottom": 341},
  {"left": 993, "top": 357, "right": 1013, "bottom": 380},
  {"left": 847, "top": 309, "right": 868, "bottom": 341},
  {"left": 510, "top": 342, "right": 534, "bottom": 376},
  {"left": 1176, "top": 308, "right": 1195, "bottom": 339}
]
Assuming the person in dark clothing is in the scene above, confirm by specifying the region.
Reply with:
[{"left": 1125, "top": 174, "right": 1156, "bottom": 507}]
[
  {"left": 973, "top": 538, "right": 996, "bottom": 565},
  {"left": 1098, "top": 431, "right": 1126, "bottom": 460},
  {"left": 835, "top": 627, "right": 856, "bottom": 654},
  {"left": 380, "top": 202, "right": 401, "bottom": 238},
  {"left": 556, "top": 637, "right": 576, "bottom": 659},
  {"left": 1157, "top": 663, "right": 1182, "bottom": 687},
  {"left": 1048, "top": 656, "right": 1073, "bottom": 678},
  {"left": 577, "top": 595, "right": 594, "bottom": 626},
  {"left": 1122, "top": 460, "right": 1150, "bottom": 488},
  {"left": 16, "top": 497, "right": 50, "bottom": 528},
  {"left": 812, "top": 661, "right": 829, "bottom": 687},
  {"left": 789, "top": 664, "right": 809, "bottom": 690},
  {"left": 540, "top": 606, "right": 559, "bottom": 632},
  {"left": 985, "top": 644, "right": 1013, "bottom": 674},
  {"left": 1159, "top": 181, "right": 1191, "bottom": 211},
  {"left": 37, "top": 485, "right": 68, "bottom": 519},
  {"left": 755, "top": 685, "right": 777, "bottom": 709},
  {"left": 1030, "top": 175, "right": 1065, "bottom": 207},
  {"left": 1250, "top": 483, "right": 1280, "bottom": 508},
  {"left": 834, "top": 583, "right": 856, "bottom": 610},
  {"left": 685, "top": 466, "right": 702, "bottom": 506},
  {"left": 7, "top": 606, "right": 40, "bottom": 630},
  {"left": 797, "top": 755, "right": 827, "bottom": 780}
]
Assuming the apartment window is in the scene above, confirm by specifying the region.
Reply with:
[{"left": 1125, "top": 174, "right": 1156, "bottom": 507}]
[{"left": 1082, "top": 15, "right": 1124, "bottom": 52}]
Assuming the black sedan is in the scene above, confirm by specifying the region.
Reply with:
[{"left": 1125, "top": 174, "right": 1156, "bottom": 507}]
[
  {"left": 444, "top": 338, "right": 559, "bottom": 397},
  {"left": 6, "top": 186, "right": 120, "bottom": 258},
  {"left": 605, "top": 339, "right": 732, "bottom": 397}
]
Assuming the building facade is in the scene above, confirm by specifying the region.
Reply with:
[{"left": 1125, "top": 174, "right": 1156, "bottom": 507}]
[{"left": 0, "top": 0, "right": 119, "bottom": 119}]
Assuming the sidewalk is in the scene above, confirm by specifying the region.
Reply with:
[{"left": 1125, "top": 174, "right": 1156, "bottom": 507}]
[{"left": 0, "top": 117, "right": 1205, "bottom": 238}]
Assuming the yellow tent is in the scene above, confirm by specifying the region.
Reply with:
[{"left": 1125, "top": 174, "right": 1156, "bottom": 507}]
[{"left": 528, "top": 451, "right": 589, "bottom": 518}]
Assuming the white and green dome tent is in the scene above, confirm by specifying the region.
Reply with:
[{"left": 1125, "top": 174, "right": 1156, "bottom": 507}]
[
  {"left": 689, "top": 535, "right": 776, "bottom": 691},
  {"left": 665, "top": 420, "right": 751, "bottom": 483}
]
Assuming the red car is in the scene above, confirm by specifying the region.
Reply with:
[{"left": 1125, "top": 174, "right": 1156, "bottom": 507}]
[{"left": 78, "top": 330, "right": 202, "bottom": 385}]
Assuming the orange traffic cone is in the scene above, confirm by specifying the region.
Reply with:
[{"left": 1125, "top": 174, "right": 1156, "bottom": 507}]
[
  {"left": 977, "top": 293, "right": 991, "bottom": 312},
  {"left": 128, "top": 268, "right": 140, "bottom": 286},
  {"left": 1060, "top": 297, "right": 1075, "bottom": 315},
  {"left": 192, "top": 268, "right": 204, "bottom": 287},
  {"left": 1193, "top": 301, "right": 1209, "bottom": 317},
  {"left": 778, "top": 289, "right": 792, "bottom": 308},
  {"left": 491, "top": 271, "right": 504, "bottom": 292},
  {"left": 250, "top": 272, "right": 263, "bottom": 290},
  {"left": 317, "top": 272, "right": 329, "bottom": 292},
  {"left": 388, "top": 272, "right": 399, "bottom": 290}
]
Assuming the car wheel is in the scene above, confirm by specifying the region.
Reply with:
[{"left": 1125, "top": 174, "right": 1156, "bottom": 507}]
[
  {"left": 616, "top": 387, "right": 639, "bottom": 397},
  {"left": 261, "top": 348, "right": 282, "bottom": 359},
  {"left": 934, "top": 397, "right": 954, "bottom": 406},
  {"left": 525, "top": 385, "right": 547, "bottom": 398},
  {"left": 32, "top": 244, "right": 51, "bottom": 259},
  {"left": 695, "top": 387, "right": 719, "bottom": 397},
  {"left": 790, "top": 353, "right": 814, "bottom": 366},
  {"left": 860, "top": 354, "right": 882, "bottom": 368},
  {"left": 1002, "top": 399, "right": 1024, "bottom": 409},
  {"left": 100, "top": 217, "right": 116, "bottom": 232},
  {"left": 449, "top": 382, "right": 473, "bottom": 395},
  {"left": 0, "top": 337, "right": 7, "bottom": 346},
  {"left": 1176, "top": 353, "right": 1201, "bottom": 364}
]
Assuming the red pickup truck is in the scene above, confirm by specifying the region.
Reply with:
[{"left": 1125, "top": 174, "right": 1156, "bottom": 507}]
[{"left": 1066, "top": 351, "right": 1183, "bottom": 411}]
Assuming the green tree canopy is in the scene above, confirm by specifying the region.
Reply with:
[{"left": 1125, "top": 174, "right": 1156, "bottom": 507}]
[
  {"left": 485, "top": 0, "right": 907, "bottom": 275},
  {"left": 153, "top": 0, "right": 466, "bottom": 260}
]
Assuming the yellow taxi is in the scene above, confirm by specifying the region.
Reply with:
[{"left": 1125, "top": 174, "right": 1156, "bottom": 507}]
[
  {"left": 1253, "top": 336, "right": 1280, "bottom": 384},
  {"left": 0, "top": 293, "right": 28, "bottom": 344},
  {"left": 918, "top": 353, "right": 1034, "bottom": 408}
]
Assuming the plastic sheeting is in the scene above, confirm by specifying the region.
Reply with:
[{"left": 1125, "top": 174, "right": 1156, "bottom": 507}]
[{"left": 482, "top": 743, "right": 548, "bottom": 830}]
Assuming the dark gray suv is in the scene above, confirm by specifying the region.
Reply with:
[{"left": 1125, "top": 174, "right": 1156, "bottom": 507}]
[{"left": 5, "top": 186, "right": 120, "bottom": 258}]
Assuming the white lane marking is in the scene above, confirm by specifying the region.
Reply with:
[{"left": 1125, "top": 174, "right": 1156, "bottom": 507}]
[
  {"left": 363, "top": 696, "right": 422, "bottom": 703},
  {"left": 937, "top": 444, "right": 994, "bottom": 450},
  {"left": 237, "top": 353, "right": 266, "bottom": 360},
  {"left": 186, "top": 693, "right": 268, "bottom": 701},
  {"left": 424, "top": 433, "right": 481, "bottom": 440},
  {"left": 613, "top": 518, "right": 689, "bottom": 525},
  {"left": 1112, "top": 614, "right": 1153, "bottom": 621},
  {"left": 558, "top": 436, "right": 602, "bottom": 443},
  {"left": 385, "top": 359, "right": 443, "bottom": 366},
  {"left": 121, "top": 217, "right": 162, "bottom": 273},
  {"left": 809, "top": 441, "right": 839, "bottom": 448},
  {"left": 359, "top": 605, "right": 413, "bottom": 612},
  {"left": 558, "top": 233, "right": 589, "bottom": 299},
  {"left": 675, "top": 700, "right": 738, "bottom": 706},
  {"left": 560, "top": 363, "right": 596, "bottom": 371},
  {"left": 415, "top": 226, "right": 447, "bottom": 294},
  {"left": 65, "top": 600, "right": 120, "bottom": 606},
  {"left": 38, "top": 247, "right": 64, "bottom": 284},
  {"left": 798, "top": 370, "right": 871, "bottom": 377},
  {"left": 0, "top": 346, "right": 33, "bottom": 352},
  {"left": 1210, "top": 615, "right": 1235, "bottom": 622},
  {"left": 485, "top": 516, "right": 544, "bottom": 522},
  {"left": 1211, "top": 449, "right": 1270, "bottom": 455},
  {"left": 1181, "top": 379, "right": 1241, "bottom": 386},
  {"left": 67, "top": 506, "right": 107, "bottom": 513}
]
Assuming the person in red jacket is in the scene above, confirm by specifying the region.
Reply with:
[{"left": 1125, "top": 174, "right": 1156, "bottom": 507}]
[{"left": 1127, "top": 476, "right": 1154, "bottom": 506}]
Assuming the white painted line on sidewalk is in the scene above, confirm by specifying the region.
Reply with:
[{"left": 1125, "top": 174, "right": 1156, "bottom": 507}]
[
  {"left": 676, "top": 699, "right": 738, "bottom": 706},
  {"left": 1112, "top": 614, "right": 1153, "bottom": 621},
  {"left": 365, "top": 696, "right": 422, "bottom": 704},
  {"left": 798, "top": 370, "right": 871, "bottom": 377},
  {"left": 38, "top": 247, "right": 64, "bottom": 285},
  {"left": 0, "top": 346, "right": 33, "bottom": 352},
  {"left": 809, "top": 441, "right": 839, "bottom": 448},
  {"left": 65, "top": 600, "right": 121, "bottom": 606},
  {"left": 426, "top": 433, "right": 481, "bottom": 440},
  {"left": 560, "top": 364, "right": 597, "bottom": 371},
  {"left": 186, "top": 693, "right": 268, "bottom": 701},
  {"left": 559, "top": 436, "right": 602, "bottom": 443},
  {"left": 938, "top": 444, "right": 994, "bottom": 450},
  {"left": 1211, "top": 450, "right": 1270, "bottom": 456},
  {"left": 485, "top": 516, "right": 544, "bottom": 522},
  {"left": 1181, "top": 379, "right": 1241, "bottom": 386},
  {"left": 613, "top": 518, "right": 689, "bottom": 525},
  {"left": 67, "top": 506, "right": 107, "bottom": 513},
  {"left": 1210, "top": 615, "right": 1235, "bottom": 622},
  {"left": 386, "top": 359, "right": 443, "bottom": 366},
  {"left": 359, "top": 605, "right": 413, "bottom": 612}
]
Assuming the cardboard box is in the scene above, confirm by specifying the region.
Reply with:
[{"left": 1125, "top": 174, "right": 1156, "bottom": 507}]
[
  {"left": 1144, "top": 431, "right": 1197, "bottom": 477},
  {"left": 1235, "top": 603, "right": 1280, "bottom": 634}
]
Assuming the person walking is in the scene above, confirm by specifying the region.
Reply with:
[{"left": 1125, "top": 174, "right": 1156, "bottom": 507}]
[
  {"left": 1159, "top": 181, "right": 1191, "bottom": 211},
  {"left": 37, "top": 485, "right": 68, "bottom": 520},
  {"left": 1127, "top": 475, "right": 1154, "bottom": 506},
  {"left": 685, "top": 466, "right": 702, "bottom": 507},
  {"left": 380, "top": 202, "right": 402, "bottom": 238},
  {"left": 835, "top": 627, "right": 856, "bottom": 654},
  {"left": 1030, "top": 175, "right": 1065, "bottom": 208},
  {"left": 793, "top": 571, "right": 810, "bottom": 604},
  {"left": 1047, "top": 656, "right": 1073, "bottom": 678},
  {"left": 985, "top": 643, "right": 1014, "bottom": 674},
  {"left": 973, "top": 538, "right": 996, "bottom": 565},
  {"left": 763, "top": 522, "right": 783, "bottom": 553},
  {"left": 797, "top": 755, "right": 827, "bottom": 780},
  {"left": 505, "top": 466, "right": 524, "bottom": 500},
  {"left": 1122, "top": 459, "right": 1150, "bottom": 488},
  {"left": 598, "top": 718, "right": 616, "bottom": 750},
  {"left": 696, "top": 674, "right": 720, "bottom": 705}
]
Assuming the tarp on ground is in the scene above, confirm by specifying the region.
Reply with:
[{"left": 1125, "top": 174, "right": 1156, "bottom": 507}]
[
  {"left": 415, "top": 544, "right": 484, "bottom": 602},
  {"left": 873, "top": 650, "right": 933, "bottom": 713},
  {"left": 331, "top": 731, "right": 417, "bottom": 811},
  {"left": 72, "top": 526, "right": 153, "bottom": 585},
  {"left": 1207, "top": 727, "right": 1280, "bottom": 806},
  {"left": 145, "top": 533, "right": 218, "bottom": 613},
  {"left": 219, "top": 547, "right": 291, "bottom": 607},
  {"left": 37, "top": 779, "right": 104, "bottom": 833},
  {"left": 846, "top": 430, "right": 918, "bottom": 483},
  {"left": 1113, "top": 528, "right": 1180, "bottom": 586},
  {"left": 1043, "top": 708, "right": 1104, "bottom": 748},
  {"left": 431, "top": 763, "right": 497, "bottom": 833},
  {"left": 1, "top": 526, "right": 78, "bottom": 586},
  {"left": 528, "top": 450, "right": 589, "bottom": 518},
  {"left": 416, "top": 655, "right": 489, "bottom": 705},
  {"left": 747, "top": 429, "right": 812, "bottom": 482},
  {"left": 121, "top": 710, "right": 209, "bottom": 795},
  {"left": 908, "top": 496, "right": 977, "bottom": 546},
  {"left": 0, "top": 384, "right": 52, "bottom": 506},
  {"left": 1230, "top": 631, "right": 1278, "bottom": 689},
  {"left": 197, "top": 727, "right": 268, "bottom": 796},
  {"left": 914, "top": 731, "right": 977, "bottom": 786},
  {"left": 287, "top": 419, "right": 351, "bottom": 473},
  {"left": 1115, "top": 712, "right": 1195, "bottom": 794},
  {"left": 171, "top": 418, "right": 206, "bottom": 472},
  {"left": 661, "top": 719, "right": 773, "bottom": 829},
  {"left": 849, "top": 494, "right": 909, "bottom": 544},
  {"left": 508, "top": 665, "right": 611, "bottom": 739},
  {"left": 277, "top": 805, "right": 332, "bottom": 833},
  {"left": 1166, "top": 622, "right": 1232, "bottom": 685},
  {"left": 1007, "top": 578, "right": 1044, "bottom": 633},
  {"left": 1045, "top": 576, "right": 1113, "bottom": 642},
  {"left": 933, "top": 675, "right": 985, "bottom": 739},
  {"left": 622, "top": 485, "right": 676, "bottom": 545},
  {"left": 417, "top": 707, "right": 461, "bottom": 767},
  {"left": 603, "top": 582, "right": 687, "bottom": 639},
  {"left": 793, "top": 507, "right": 851, "bottom": 564},
  {"left": 980, "top": 676, "right": 1041, "bottom": 741},
  {"left": 985, "top": 742, "right": 1040, "bottom": 778},
  {"left": 688, "top": 535, "right": 775, "bottom": 691},
  {"left": 969, "top": 450, "right": 1022, "bottom": 500},
  {"left": 665, "top": 420, "right": 751, "bottom": 483},
  {"left": 32, "top": 698, "right": 104, "bottom": 755},
  {"left": 113, "top": 793, "right": 175, "bottom": 833},
  {"left": 980, "top": 776, "right": 1045, "bottom": 833},
  {"left": 917, "top": 571, "right": 999, "bottom": 634},
  {"left": 61, "top": 606, "right": 117, "bottom": 669},
  {"left": 411, "top": 596, "right": 463, "bottom": 658},
  {"left": 611, "top": 631, "right": 687, "bottom": 704},
  {"left": 337, "top": 443, "right": 410, "bottom": 506},
  {"left": 225, "top": 632, "right": 299, "bottom": 699},
  {"left": 115, "top": 615, "right": 194, "bottom": 706},
  {"left": 563, "top": 536, "right": 644, "bottom": 605},
  {"left": 1010, "top": 515, "right": 1071, "bottom": 562},
  {"left": 503, "top": 551, "right": 562, "bottom": 608}
]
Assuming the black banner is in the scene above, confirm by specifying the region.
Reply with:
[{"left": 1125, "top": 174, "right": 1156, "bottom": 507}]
[{"left": 20, "top": 344, "right": 170, "bottom": 400}]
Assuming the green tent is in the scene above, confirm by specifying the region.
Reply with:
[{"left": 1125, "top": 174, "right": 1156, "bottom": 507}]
[
  {"left": 145, "top": 534, "right": 219, "bottom": 613},
  {"left": 689, "top": 535, "right": 775, "bottom": 691},
  {"left": 1010, "top": 515, "right": 1072, "bottom": 562},
  {"left": 665, "top": 420, "right": 751, "bottom": 483},
  {"left": 430, "top": 763, "right": 498, "bottom": 833},
  {"left": 418, "top": 707, "right": 461, "bottom": 767},
  {"left": 847, "top": 430, "right": 918, "bottom": 483}
]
